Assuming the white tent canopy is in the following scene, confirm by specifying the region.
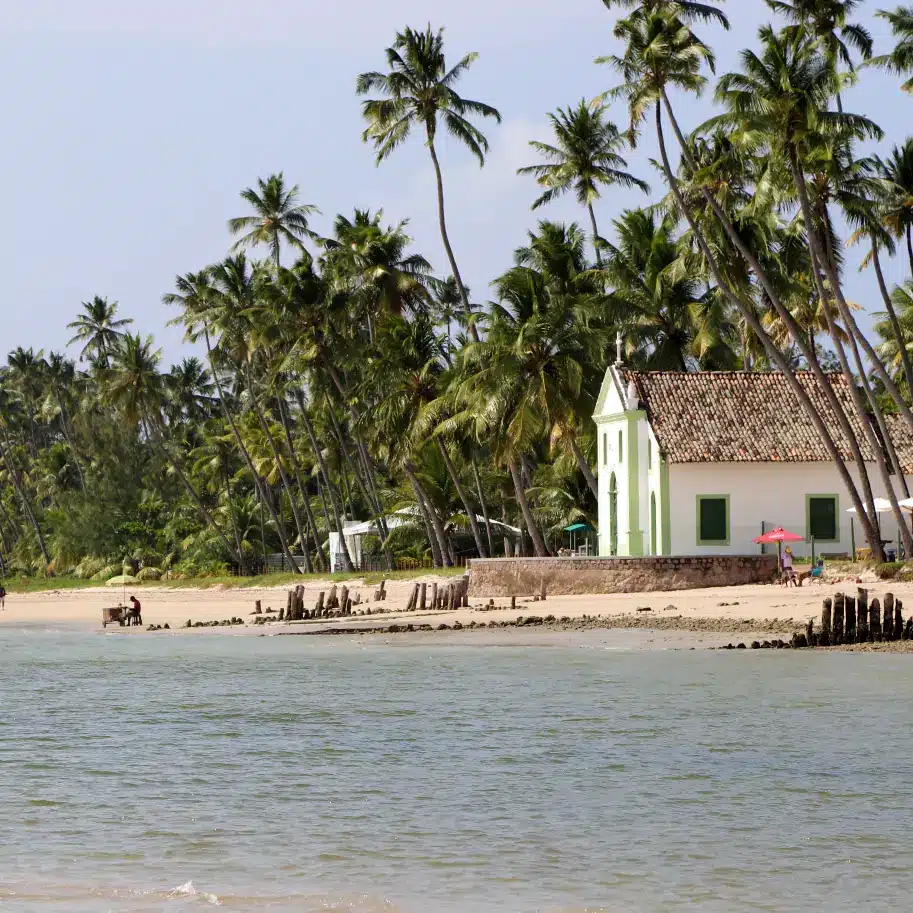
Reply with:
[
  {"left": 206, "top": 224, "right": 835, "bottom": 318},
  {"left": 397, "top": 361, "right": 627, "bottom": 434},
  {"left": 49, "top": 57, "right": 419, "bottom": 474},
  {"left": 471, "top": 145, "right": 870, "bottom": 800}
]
[{"left": 846, "top": 499, "right": 904, "bottom": 514}]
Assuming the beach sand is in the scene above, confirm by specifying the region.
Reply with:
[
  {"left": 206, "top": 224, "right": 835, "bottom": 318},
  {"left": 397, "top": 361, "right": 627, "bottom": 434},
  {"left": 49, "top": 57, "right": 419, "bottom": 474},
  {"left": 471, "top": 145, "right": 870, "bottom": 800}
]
[{"left": 1, "top": 573, "right": 908, "bottom": 647}]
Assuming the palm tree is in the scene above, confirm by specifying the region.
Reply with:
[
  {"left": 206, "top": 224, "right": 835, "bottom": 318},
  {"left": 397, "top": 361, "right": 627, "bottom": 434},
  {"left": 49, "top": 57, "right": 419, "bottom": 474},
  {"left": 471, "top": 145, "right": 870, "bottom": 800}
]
[
  {"left": 67, "top": 297, "right": 132, "bottom": 369},
  {"left": 228, "top": 173, "right": 319, "bottom": 269},
  {"left": 517, "top": 100, "right": 649, "bottom": 261},
  {"left": 875, "top": 139, "right": 913, "bottom": 275},
  {"left": 599, "top": 0, "right": 730, "bottom": 25},
  {"left": 870, "top": 6, "right": 913, "bottom": 92},
  {"left": 766, "top": 1, "right": 873, "bottom": 71},
  {"left": 322, "top": 209, "right": 435, "bottom": 321},
  {"left": 357, "top": 25, "right": 501, "bottom": 340}
]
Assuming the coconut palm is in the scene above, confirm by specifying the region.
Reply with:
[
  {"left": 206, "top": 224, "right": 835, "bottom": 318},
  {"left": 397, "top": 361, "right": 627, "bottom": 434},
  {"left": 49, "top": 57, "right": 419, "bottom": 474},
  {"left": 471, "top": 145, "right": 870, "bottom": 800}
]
[
  {"left": 766, "top": 1, "right": 873, "bottom": 71},
  {"left": 517, "top": 100, "right": 649, "bottom": 260},
  {"left": 67, "top": 297, "right": 133, "bottom": 369},
  {"left": 44, "top": 352, "right": 86, "bottom": 490},
  {"left": 875, "top": 139, "right": 913, "bottom": 275},
  {"left": 357, "top": 25, "right": 501, "bottom": 339},
  {"left": 228, "top": 173, "right": 319, "bottom": 268},
  {"left": 599, "top": 0, "right": 730, "bottom": 25},
  {"left": 870, "top": 6, "right": 913, "bottom": 92}
]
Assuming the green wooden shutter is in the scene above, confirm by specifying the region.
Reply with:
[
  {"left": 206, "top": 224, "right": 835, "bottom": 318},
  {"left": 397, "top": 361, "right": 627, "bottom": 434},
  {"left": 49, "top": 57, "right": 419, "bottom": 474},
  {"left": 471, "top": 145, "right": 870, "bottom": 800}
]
[
  {"left": 808, "top": 497, "right": 837, "bottom": 540},
  {"left": 699, "top": 497, "right": 728, "bottom": 543}
]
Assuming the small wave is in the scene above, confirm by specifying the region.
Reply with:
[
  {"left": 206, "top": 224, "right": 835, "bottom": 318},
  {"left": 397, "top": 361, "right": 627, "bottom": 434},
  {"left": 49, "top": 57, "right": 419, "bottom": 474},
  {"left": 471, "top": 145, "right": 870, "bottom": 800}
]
[{"left": 167, "top": 880, "right": 222, "bottom": 906}]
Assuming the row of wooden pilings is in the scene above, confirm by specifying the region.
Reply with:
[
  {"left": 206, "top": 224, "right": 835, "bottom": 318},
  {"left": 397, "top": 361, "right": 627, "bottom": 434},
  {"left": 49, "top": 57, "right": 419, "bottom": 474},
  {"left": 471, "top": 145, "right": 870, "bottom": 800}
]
[
  {"left": 797, "top": 589, "right": 912, "bottom": 647},
  {"left": 404, "top": 577, "right": 469, "bottom": 612}
]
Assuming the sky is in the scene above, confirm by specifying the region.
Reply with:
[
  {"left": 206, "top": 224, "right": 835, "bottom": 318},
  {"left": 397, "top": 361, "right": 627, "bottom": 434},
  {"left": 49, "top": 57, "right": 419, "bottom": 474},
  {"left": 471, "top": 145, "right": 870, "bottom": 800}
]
[{"left": 1, "top": 0, "right": 909, "bottom": 365}]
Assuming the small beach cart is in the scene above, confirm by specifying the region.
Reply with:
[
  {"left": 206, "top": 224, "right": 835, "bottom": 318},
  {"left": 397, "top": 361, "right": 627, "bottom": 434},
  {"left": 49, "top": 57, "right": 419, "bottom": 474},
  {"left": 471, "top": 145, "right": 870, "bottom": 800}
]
[{"left": 102, "top": 605, "right": 126, "bottom": 628}]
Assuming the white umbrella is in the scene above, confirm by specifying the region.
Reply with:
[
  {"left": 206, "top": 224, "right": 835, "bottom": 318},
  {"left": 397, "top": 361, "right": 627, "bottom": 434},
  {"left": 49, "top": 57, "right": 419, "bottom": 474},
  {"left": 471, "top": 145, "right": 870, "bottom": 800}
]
[
  {"left": 846, "top": 498, "right": 896, "bottom": 514},
  {"left": 897, "top": 498, "right": 913, "bottom": 511}
]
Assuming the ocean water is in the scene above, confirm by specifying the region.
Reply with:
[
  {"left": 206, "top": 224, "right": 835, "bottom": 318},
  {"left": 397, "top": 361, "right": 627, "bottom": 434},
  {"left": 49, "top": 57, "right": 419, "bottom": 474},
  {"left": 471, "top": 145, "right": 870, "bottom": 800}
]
[{"left": 0, "top": 629, "right": 911, "bottom": 912}]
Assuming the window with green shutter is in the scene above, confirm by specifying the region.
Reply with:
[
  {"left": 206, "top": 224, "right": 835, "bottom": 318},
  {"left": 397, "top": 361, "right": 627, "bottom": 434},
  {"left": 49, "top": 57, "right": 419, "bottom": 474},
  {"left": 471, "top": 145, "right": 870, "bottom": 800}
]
[
  {"left": 807, "top": 495, "right": 838, "bottom": 541},
  {"left": 697, "top": 496, "right": 729, "bottom": 545}
]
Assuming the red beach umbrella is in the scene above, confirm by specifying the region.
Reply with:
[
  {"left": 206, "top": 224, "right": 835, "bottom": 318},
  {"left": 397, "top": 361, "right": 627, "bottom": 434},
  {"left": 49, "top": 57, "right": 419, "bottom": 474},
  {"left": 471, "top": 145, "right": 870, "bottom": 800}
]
[
  {"left": 753, "top": 527, "right": 804, "bottom": 544},
  {"left": 754, "top": 527, "right": 805, "bottom": 571}
]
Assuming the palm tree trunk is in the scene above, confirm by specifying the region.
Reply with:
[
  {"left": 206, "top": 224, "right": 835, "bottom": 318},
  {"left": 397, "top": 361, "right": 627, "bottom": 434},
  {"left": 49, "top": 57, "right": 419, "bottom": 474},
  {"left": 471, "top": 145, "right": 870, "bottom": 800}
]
[
  {"left": 653, "top": 99, "right": 884, "bottom": 557},
  {"left": 873, "top": 240, "right": 913, "bottom": 401},
  {"left": 790, "top": 155, "right": 913, "bottom": 438},
  {"left": 471, "top": 455, "right": 495, "bottom": 556},
  {"left": 222, "top": 466, "right": 248, "bottom": 575},
  {"left": 436, "top": 437, "right": 488, "bottom": 557},
  {"left": 405, "top": 462, "right": 452, "bottom": 567},
  {"left": 277, "top": 396, "right": 328, "bottom": 571},
  {"left": 510, "top": 460, "right": 548, "bottom": 557},
  {"left": 0, "top": 432, "right": 50, "bottom": 567},
  {"left": 243, "top": 363, "right": 309, "bottom": 572},
  {"left": 323, "top": 394, "right": 396, "bottom": 569},
  {"left": 587, "top": 203, "right": 603, "bottom": 266},
  {"left": 906, "top": 225, "right": 913, "bottom": 279},
  {"left": 406, "top": 471, "right": 443, "bottom": 567},
  {"left": 427, "top": 138, "right": 479, "bottom": 343},
  {"left": 298, "top": 399, "right": 354, "bottom": 572},
  {"left": 203, "top": 330, "right": 300, "bottom": 572},
  {"left": 568, "top": 433, "right": 599, "bottom": 499}
]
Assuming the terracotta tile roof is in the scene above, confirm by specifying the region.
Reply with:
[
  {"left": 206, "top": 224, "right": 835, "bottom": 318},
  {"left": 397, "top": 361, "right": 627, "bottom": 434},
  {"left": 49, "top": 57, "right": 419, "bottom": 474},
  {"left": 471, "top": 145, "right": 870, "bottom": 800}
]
[
  {"left": 884, "top": 414, "right": 913, "bottom": 475},
  {"left": 618, "top": 369, "right": 879, "bottom": 464}
]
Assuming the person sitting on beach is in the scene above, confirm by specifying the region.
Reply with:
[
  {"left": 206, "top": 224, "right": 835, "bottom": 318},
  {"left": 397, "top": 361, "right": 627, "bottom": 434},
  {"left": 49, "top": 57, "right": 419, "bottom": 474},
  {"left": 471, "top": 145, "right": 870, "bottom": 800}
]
[{"left": 128, "top": 595, "right": 142, "bottom": 626}]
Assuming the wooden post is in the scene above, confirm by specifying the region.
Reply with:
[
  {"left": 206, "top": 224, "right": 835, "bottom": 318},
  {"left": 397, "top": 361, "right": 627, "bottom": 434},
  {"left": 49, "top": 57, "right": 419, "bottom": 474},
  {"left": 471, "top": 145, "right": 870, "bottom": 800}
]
[
  {"left": 539, "top": 581, "right": 547, "bottom": 602},
  {"left": 806, "top": 618, "right": 816, "bottom": 647},
  {"left": 296, "top": 591, "right": 304, "bottom": 620},
  {"left": 379, "top": 579, "right": 387, "bottom": 601},
  {"left": 896, "top": 599, "right": 905, "bottom": 640},
  {"left": 286, "top": 590, "right": 294, "bottom": 615},
  {"left": 821, "top": 598, "right": 832, "bottom": 646},
  {"left": 461, "top": 577, "right": 469, "bottom": 607},
  {"left": 857, "top": 588, "right": 868, "bottom": 643},
  {"left": 870, "top": 598, "right": 881, "bottom": 642},
  {"left": 278, "top": 607, "right": 285, "bottom": 621},
  {"left": 316, "top": 591, "right": 325, "bottom": 615},
  {"left": 420, "top": 582, "right": 427, "bottom": 610},
  {"left": 254, "top": 599, "right": 262, "bottom": 615},
  {"left": 431, "top": 582, "right": 438, "bottom": 610},
  {"left": 833, "top": 593, "right": 844, "bottom": 645},
  {"left": 845, "top": 595, "right": 856, "bottom": 644},
  {"left": 339, "top": 586, "right": 349, "bottom": 616},
  {"left": 511, "top": 595, "right": 517, "bottom": 611},
  {"left": 884, "top": 592, "right": 895, "bottom": 641},
  {"left": 327, "top": 584, "right": 338, "bottom": 610}
]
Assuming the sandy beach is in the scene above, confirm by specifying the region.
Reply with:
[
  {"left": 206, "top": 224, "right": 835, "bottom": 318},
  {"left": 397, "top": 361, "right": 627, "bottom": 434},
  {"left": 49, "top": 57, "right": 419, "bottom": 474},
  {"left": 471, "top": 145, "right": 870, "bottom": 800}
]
[{"left": 2, "top": 573, "right": 909, "bottom": 647}]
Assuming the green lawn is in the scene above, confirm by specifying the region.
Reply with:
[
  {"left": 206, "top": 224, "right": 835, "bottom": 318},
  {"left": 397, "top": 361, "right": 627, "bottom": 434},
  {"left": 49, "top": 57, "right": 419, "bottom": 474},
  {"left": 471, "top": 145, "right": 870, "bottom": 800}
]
[{"left": 2, "top": 566, "right": 468, "bottom": 594}]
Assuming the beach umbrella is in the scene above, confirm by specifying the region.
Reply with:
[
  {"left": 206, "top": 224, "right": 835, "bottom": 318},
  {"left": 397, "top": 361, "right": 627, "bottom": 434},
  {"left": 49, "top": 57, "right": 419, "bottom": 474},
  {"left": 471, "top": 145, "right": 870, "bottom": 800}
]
[
  {"left": 846, "top": 498, "right": 895, "bottom": 515},
  {"left": 753, "top": 527, "right": 804, "bottom": 569}
]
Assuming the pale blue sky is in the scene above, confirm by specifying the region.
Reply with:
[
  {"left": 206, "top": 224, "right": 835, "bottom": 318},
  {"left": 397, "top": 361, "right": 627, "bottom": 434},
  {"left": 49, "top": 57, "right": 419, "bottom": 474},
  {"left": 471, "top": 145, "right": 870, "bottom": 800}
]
[{"left": 1, "top": 0, "right": 908, "bottom": 362}]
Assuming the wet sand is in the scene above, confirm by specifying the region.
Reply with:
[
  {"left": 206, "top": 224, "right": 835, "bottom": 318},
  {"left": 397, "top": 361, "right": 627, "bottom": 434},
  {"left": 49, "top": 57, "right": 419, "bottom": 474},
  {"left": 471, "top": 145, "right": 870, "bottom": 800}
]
[{"left": 2, "top": 574, "right": 908, "bottom": 650}]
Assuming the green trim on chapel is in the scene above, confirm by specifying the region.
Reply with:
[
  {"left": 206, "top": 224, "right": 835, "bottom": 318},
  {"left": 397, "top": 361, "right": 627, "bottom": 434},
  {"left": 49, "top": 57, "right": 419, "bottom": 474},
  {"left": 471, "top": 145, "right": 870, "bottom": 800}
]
[
  {"left": 696, "top": 494, "right": 731, "bottom": 546},
  {"left": 625, "top": 411, "right": 644, "bottom": 555},
  {"left": 659, "top": 459, "right": 671, "bottom": 556}
]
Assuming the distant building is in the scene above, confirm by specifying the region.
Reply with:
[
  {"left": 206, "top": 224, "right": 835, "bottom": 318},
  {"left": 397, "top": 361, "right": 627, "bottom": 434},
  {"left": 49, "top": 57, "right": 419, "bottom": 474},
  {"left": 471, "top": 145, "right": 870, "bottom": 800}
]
[{"left": 593, "top": 367, "right": 912, "bottom": 558}]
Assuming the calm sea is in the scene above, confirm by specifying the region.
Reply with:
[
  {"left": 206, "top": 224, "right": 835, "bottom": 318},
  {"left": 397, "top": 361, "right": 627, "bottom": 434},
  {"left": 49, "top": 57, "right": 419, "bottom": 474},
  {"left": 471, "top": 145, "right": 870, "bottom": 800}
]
[{"left": 0, "top": 627, "right": 910, "bottom": 912}]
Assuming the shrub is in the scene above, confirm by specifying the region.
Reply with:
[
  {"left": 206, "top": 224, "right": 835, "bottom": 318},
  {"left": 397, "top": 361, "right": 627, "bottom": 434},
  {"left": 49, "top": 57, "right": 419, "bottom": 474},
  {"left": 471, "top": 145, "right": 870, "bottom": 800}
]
[
  {"left": 875, "top": 561, "right": 905, "bottom": 580},
  {"left": 75, "top": 557, "right": 108, "bottom": 580},
  {"left": 90, "top": 564, "right": 119, "bottom": 582},
  {"left": 136, "top": 567, "right": 162, "bottom": 581}
]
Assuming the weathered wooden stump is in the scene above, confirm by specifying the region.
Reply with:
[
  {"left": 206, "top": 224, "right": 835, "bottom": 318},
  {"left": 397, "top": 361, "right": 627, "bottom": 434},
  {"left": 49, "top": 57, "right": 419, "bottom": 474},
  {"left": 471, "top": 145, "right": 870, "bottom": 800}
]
[
  {"left": 845, "top": 595, "right": 856, "bottom": 644},
  {"left": 430, "top": 582, "right": 437, "bottom": 611},
  {"left": 278, "top": 607, "right": 285, "bottom": 621},
  {"left": 857, "top": 588, "right": 869, "bottom": 643},
  {"left": 884, "top": 593, "right": 895, "bottom": 640},
  {"left": 511, "top": 595, "right": 517, "bottom": 611},
  {"left": 870, "top": 598, "right": 882, "bottom": 642},
  {"left": 833, "top": 593, "right": 844, "bottom": 645},
  {"left": 539, "top": 581, "right": 547, "bottom": 602},
  {"left": 906, "top": 616, "right": 913, "bottom": 640},
  {"left": 327, "top": 584, "right": 338, "bottom": 610},
  {"left": 897, "top": 599, "right": 905, "bottom": 640},
  {"left": 806, "top": 618, "right": 816, "bottom": 647},
  {"left": 316, "top": 591, "right": 325, "bottom": 614},
  {"left": 419, "top": 582, "right": 427, "bottom": 610},
  {"left": 254, "top": 599, "right": 262, "bottom": 615},
  {"left": 339, "top": 586, "right": 349, "bottom": 615},
  {"left": 821, "top": 598, "right": 832, "bottom": 645}
]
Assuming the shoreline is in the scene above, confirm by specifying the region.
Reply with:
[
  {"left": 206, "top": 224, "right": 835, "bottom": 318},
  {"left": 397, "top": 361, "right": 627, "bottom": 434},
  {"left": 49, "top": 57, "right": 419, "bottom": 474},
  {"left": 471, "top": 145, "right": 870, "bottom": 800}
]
[{"left": 2, "top": 574, "right": 912, "bottom": 651}]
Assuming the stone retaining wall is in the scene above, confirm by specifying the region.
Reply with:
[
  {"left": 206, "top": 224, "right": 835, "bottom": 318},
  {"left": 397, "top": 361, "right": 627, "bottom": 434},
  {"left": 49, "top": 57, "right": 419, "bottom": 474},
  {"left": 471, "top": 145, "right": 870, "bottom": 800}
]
[{"left": 468, "top": 555, "right": 778, "bottom": 597}]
